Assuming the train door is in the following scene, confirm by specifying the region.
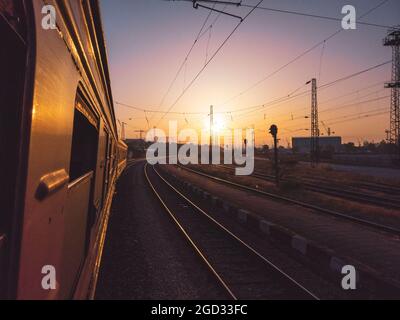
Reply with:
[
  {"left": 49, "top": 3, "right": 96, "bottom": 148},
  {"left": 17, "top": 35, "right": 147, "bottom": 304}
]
[
  {"left": 0, "top": 0, "right": 33, "bottom": 299},
  {"left": 60, "top": 93, "right": 99, "bottom": 298}
]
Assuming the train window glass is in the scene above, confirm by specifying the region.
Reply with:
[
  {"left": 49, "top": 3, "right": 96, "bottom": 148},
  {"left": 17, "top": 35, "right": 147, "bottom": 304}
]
[{"left": 69, "top": 101, "right": 98, "bottom": 182}]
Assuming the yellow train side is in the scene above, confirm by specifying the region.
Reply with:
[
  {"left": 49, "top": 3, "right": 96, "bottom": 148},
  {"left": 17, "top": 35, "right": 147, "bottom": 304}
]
[{"left": 0, "top": 0, "right": 127, "bottom": 299}]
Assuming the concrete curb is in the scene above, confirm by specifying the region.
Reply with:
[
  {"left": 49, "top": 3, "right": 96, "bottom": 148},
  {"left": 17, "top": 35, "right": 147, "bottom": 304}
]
[{"left": 158, "top": 166, "right": 400, "bottom": 296}]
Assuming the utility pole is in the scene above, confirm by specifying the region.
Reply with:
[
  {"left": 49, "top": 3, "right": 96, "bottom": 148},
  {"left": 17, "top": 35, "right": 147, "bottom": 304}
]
[
  {"left": 383, "top": 27, "right": 400, "bottom": 160},
  {"left": 210, "top": 105, "right": 214, "bottom": 164},
  {"left": 308, "top": 78, "right": 320, "bottom": 166},
  {"left": 269, "top": 124, "right": 279, "bottom": 187}
]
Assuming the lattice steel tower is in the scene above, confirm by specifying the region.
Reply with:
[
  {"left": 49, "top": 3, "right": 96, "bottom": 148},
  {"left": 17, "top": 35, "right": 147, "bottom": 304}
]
[
  {"left": 383, "top": 27, "right": 400, "bottom": 158},
  {"left": 310, "top": 78, "right": 319, "bottom": 165}
]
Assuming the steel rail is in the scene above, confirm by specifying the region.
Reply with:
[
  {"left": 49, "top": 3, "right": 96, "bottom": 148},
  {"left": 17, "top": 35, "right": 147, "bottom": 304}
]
[
  {"left": 145, "top": 164, "right": 319, "bottom": 300},
  {"left": 177, "top": 165, "right": 400, "bottom": 236}
]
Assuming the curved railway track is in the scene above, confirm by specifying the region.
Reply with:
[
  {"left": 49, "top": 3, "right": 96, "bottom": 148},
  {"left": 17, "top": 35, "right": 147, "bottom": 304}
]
[
  {"left": 144, "top": 163, "right": 319, "bottom": 300},
  {"left": 177, "top": 165, "right": 400, "bottom": 236}
]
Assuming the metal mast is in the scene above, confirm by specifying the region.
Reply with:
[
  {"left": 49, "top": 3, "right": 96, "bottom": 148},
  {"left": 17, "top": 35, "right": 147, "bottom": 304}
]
[
  {"left": 383, "top": 27, "right": 400, "bottom": 159},
  {"left": 310, "top": 78, "right": 319, "bottom": 165},
  {"left": 210, "top": 105, "right": 214, "bottom": 164}
]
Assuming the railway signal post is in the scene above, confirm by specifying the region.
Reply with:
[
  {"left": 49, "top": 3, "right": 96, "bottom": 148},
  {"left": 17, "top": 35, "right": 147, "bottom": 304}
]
[
  {"left": 269, "top": 124, "right": 280, "bottom": 187},
  {"left": 209, "top": 105, "right": 214, "bottom": 164}
]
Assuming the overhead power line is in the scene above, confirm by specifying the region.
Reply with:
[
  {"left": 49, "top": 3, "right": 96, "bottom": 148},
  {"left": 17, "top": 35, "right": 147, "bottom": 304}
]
[
  {"left": 152, "top": 3, "right": 216, "bottom": 123},
  {"left": 240, "top": 3, "right": 395, "bottom": 29},
  {"left": 319, "top": 60, "right": 392, "bottom": 89},
  {"left": 218, "top": 0, "right": 391, "bottom": 107},
  {"left": 320, "top": 95, "right": 390, "bottom": 114},
  {"left": 281, "top": 96, "right": 390, "bottom": 130},
  {"left": 319, "top": 81, "right": 386, "bottom": 105},
  {"left": 273, "top": 92, "right": 386, "bottom": 128},
  {"left": 115, "top": 101, "right": 205, "bottom": 115},
  {"left": 116, "top": 59, "right": 390, "bottom": 124},
  {"left": 177, "top": 0, "right": 394, "bottom": 29},
  {"left": 232, "top": 60, "right": 391, "bottom": 123},
  {"left": 276, "top": 83, "right": 386, "bottom": 118},
  {"left": 282, "top": 110, "right": 389, "bottom": 133},
  {"left": 326, "top": 111, "right": 389, "bottom": 126},
  {"left": 323, "top": 106, "right": 389, "bottom": 122},
  {"left": 175, "top": 0, "right": 394, "bottom": 30},
  {"left": 155, "top": 0, "right": 264, "bottom": 126}
]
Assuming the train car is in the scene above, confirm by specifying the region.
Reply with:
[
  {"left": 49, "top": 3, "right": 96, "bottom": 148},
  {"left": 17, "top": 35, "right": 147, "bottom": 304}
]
[{"left": 0, "top": 0, "right": 126, "bottom": 299}]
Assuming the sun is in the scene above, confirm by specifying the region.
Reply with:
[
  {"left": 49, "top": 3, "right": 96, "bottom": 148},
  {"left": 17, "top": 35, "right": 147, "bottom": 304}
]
[
  {"left": 204, "top": 114, "right": 227, "bottom": 134},
  {"left": 214, "top": 115, "right": 227, "bottom": 133}
]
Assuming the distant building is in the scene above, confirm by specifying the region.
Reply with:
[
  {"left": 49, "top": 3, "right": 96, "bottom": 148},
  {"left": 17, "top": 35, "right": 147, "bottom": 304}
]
[{"left": 292, "top": 136, "right": 342, "bottom": 154}]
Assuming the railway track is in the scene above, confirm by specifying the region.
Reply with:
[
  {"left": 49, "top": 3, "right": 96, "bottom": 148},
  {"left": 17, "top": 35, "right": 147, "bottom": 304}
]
[
  {"left": 357, "top": 182, "right": 400, "bottom": 195},
  {"left": 289, "top": 175, "right": 400, "bottom": 196},
  {"left": 259, "top": 159, "right": 400, "bottom": 194},
  {"left": 253, "top": 173, "right": 400, "bottom": 210},
  {"left": 177, "top": 165, "right": 400, "bottom": 236},
  {"left": 144, "top": 163, "right": 319, "bottom": 300},
  {"left": 218, "top": 165, "right": 400, "bottom": 210},
  {"left": 289, "top": 174, "right": 400, "bottom": 195}
]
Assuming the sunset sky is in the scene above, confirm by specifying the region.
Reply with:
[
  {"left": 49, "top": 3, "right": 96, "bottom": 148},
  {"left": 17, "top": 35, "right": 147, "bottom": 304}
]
[{"left": 100, "top": 0, "right": 400, "bottom": 146}]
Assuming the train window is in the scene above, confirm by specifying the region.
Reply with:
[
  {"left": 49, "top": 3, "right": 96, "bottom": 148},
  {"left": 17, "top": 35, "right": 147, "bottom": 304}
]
[{"left": 69, "top": 97, "right": 99, "bottom": 182}]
